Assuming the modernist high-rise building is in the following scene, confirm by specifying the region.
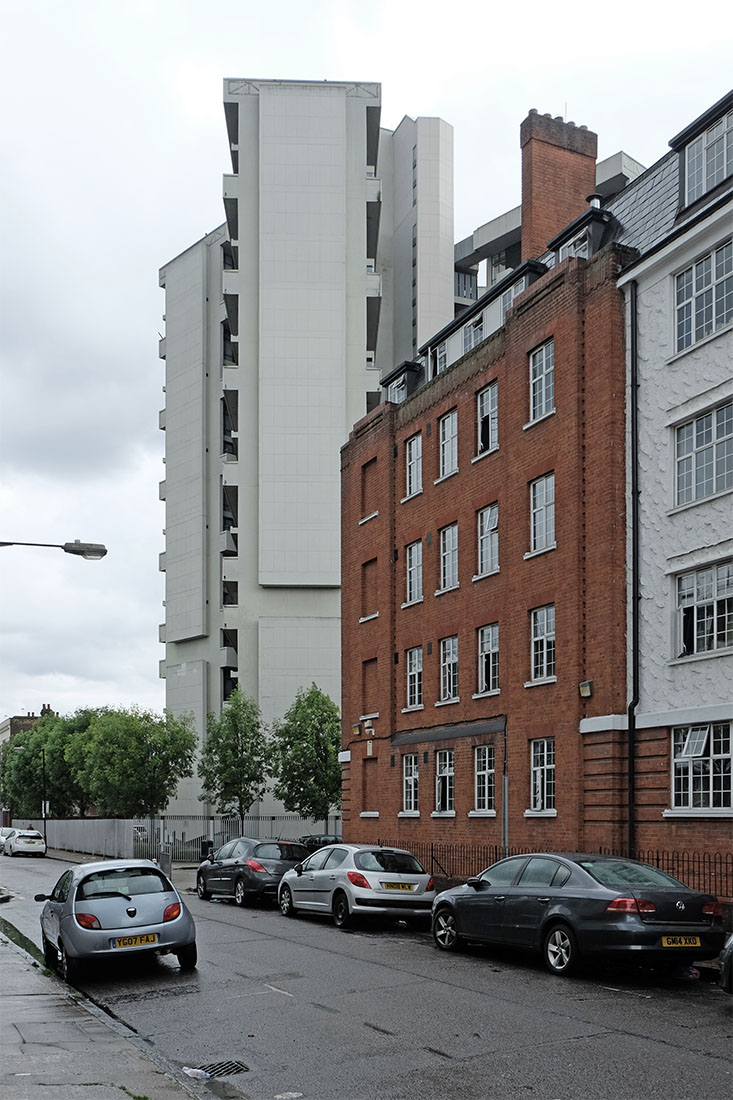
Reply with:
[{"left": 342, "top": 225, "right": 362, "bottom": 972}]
[{"left": 159, "top": 80, "right": 454, "bottom": 814}]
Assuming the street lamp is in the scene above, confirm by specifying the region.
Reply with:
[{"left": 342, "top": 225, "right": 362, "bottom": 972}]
[{"left": 0, "top": 540, "right": 107, "bottom": 560}]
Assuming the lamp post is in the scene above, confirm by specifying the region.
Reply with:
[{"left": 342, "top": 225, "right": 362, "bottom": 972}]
[{"left": 0, "top": 540, "right": 107, "bottom": 560}]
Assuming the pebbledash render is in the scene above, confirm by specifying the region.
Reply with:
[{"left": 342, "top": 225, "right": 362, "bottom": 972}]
[{"left": 339, "top": 95, "right": 733, "bottom": 867}]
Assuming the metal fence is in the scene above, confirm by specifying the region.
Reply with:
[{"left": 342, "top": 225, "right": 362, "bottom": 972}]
[{"left": 376, "top": 839, "right": 733, "bottom": 901}]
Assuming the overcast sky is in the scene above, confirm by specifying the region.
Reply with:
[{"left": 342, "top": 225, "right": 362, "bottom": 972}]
[{"left": 1, "top": 0, "right": 730, "bottom": 723}]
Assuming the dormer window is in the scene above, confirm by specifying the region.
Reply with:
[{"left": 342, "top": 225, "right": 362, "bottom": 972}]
[
  {"left": 558, "top": 231, "right": 589, "bottom": 262},
  {"left": 388, "top": 375, "right": 407, "bottom": 404},
  {"left": 463, "top": 315, "right": 484, "bottom": 354},
  {"left": 501, "top": 276, "right": 527, "bottom": 324},
  {"left": 685, "top": 111, "right": 733, "bottom": 204}
]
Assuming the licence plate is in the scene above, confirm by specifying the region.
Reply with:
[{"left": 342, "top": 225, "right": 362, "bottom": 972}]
[
  {"left": 383, "top": 883, "right": 415, "bottom": 891},
  {"left": 662, "top": 935, "right": 700, "bottom": 948},
  {"left": 112, "top": 933, "right": 158, "bottom": 949}
]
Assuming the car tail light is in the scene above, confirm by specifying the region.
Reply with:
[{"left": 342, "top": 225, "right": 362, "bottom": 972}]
[
  {"left": 245, "top": 859, "right": 267, "bottom": 874},
  {"left": 163, "top": 902, "right": 181, "bottom": 922},
  {"left": 427, "top": 877, "right": 435, "bottom": 891},
  {"left": 606, "top": 897, "right": 656, "bottom": 914},
  {"left": 702, "top": 901, "right": 723, "bottom": 917},
  {"left": 347, "top": 871, "right": 371, "bottom": 890},
  {"left": 76, "top": 912, "right": 100, "bottom": 929}
]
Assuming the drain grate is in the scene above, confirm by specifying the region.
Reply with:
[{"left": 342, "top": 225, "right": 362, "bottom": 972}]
[{"left": 198, "top": 1060, "right": 249, "bottom": 1079}]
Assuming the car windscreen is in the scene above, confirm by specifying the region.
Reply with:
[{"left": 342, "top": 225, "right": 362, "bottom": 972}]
[
  {"left": 354, "top": 850, "right": 425, "bottom": 874},
  {"left": 77, "top": 868, "right": 171, "bottom": 899},
  {"left": 255, "top": 843, "right": 309, "bottom": 862},
  {"left": 577, "top": 859, "right": 685, "bottom": 889}
]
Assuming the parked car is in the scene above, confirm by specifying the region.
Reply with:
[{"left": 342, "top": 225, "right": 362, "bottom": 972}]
[
  {"left": 431, "top": 852, "right": 724, "bottom": 976},
  {"left": 720, "top": 933, "right": 733, "bottom": 994},
  {"left": 299, "top": 833, "right": 342, "bottom": 853},
  {"left": 196, "top": 838, "right": 310, "bottom": 906},
  {"left": 278, "top": 843, "right": 436, "bottom": 928},
  {"left": 0, "top": 827, "right": 16, "bottom": 853},
  {"left": 4, "top": 829, "right": 46, "bottom": 857},
  {"left": 35, "top": 859, "right": 196, "bottom": 983}
]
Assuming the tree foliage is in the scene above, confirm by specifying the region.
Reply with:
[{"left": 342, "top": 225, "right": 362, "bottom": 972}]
[
  {"left": 198, "top": 689, "right": 269, "bottom": 827},
  {"left": 269, "top": 683, "right": 341, "bottom": 824}
]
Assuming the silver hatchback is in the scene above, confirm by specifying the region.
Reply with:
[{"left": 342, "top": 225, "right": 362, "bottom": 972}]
[
  {"left": 35, "top": 859, "right": 196, "bottom": 983},
  {"left": 278, "top": 844, "right": 435, "bottom": 928}
]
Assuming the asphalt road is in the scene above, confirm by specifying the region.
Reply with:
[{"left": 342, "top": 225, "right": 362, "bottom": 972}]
[{"left": 1, "top": 856, "right": 730, "bottom": 1100}]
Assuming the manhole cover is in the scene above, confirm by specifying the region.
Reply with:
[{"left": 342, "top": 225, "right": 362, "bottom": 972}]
[{"left": 199, "top": 1060, "right": 249, "bottom": 1078}]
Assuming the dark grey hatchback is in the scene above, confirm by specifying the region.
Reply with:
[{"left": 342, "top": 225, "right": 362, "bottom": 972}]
[
  {"left": 432, "top": 853, "right": 724, "bottom": 976},
  {"left": 196, "top": 838, "right": 309, "bottom": 906}
]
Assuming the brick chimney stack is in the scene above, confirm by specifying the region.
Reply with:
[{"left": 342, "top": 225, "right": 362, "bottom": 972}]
[{"left": 520, "top": 110, "right": 598, "bottom": 262}]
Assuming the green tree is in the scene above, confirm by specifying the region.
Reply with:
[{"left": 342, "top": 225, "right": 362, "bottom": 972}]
[
  {"left": 198, "top": 689, "right": 269, "bottom": 829},
  {"left": 0, "top": 729, "right": 40, "bottom": 819},
  {"left": 45, "top": 708, "right": 102, "bottom": 816},
  {"left": 269, "top": 683, "right": 341, "bottom": 826},
  {"left": 65, "top": 707, "right": 196, "bottom": 816}
]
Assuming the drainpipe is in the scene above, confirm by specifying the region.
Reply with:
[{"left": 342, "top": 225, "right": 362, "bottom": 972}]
[
  {"left": 500, "top": 715, "right": 509, "bottom": 858},
  {"left": 627, "top": 280, "right": 640, "bottom": 858}
]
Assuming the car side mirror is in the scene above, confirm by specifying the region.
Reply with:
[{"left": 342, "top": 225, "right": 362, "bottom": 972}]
[
  {"left": 295, "top": 864, "right": 303, "bottom": 876},
  {"left": 34, "top": 893, "right": 50, "bottom": 902},
  {"left": 467, "top": 877, "right": 487, "bottom": 890}
]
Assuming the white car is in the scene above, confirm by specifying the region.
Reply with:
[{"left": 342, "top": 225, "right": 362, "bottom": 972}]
[
  {"left": 4, "top": 829, "right": 47, "bottom": 857},
  {"left": 278, "top": 843, "right": 435, "bottom": 928},
  {"left": 0, "top": 827, "right": 15, "bottom": 853}
]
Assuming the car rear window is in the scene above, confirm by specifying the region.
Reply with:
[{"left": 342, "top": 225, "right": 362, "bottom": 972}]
[
  {"left": 578, "top": 859, "right": 685, "bottom": 889},
  {"left": 355, "top": 850, "right": 425, "bottom": 874},
  {"left": 20, "top": 831, "right": 43, "bottom": 839},
  {"left": 78, "top": 868, "right": 171, "bottom": 899},
  {"left": 255, "top": 843, "right": 309, "bottom": 861}
]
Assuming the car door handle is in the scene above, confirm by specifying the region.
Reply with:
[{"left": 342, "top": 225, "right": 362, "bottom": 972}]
[
  {"left": 495, "top": 895, "right": 505, "bottom": 902},
  {"left": 537, "top": 897, "right": 550, "bottom": 904}
]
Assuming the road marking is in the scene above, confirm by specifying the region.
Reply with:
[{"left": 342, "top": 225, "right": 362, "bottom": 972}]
[{"left": 602, "top": 986, "right": 652, "bottom": 999}]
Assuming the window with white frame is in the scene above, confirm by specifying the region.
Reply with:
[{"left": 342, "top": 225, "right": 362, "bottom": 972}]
[
  {"left": 530, "top": 472, "right": 555, "bottom": 553},
  {"left": 676, "top": 400, "right": 733, "bottom": 503},
  {"left": 475, "top": 745, "right": 495, "bottom": 812},
  {"left": 501, "top": 276, "right": 527, "bottom": 324},
  {"left": 405, "top": 433, "right": 422, "bottom": 498},
  {"left": 405, "top": 540, "right": 423, "bottom": 604},
  {"left": 439, "top": 409, "right": 458, "bottom": 477},
  {"left": 403, "top": 753, "right": 419, "bottom": 812},
  {"left": 406, "top": 647, "right": 423, "bottom": 709},
  {"left": 531, "top": 605, "right": 556, "bottom": 681},
  {"left": 440, "top": 635, "right": 459, "bottom": 701},
  {"left": 464, "top": 315, "right": 484, "bottom": 354},
  {"left": 477, "top": 623, "right": 499, "bottom": 694},
  {"left": 477, "top": 382, "right": 498, "bottom": 453},
  {"left": 436, "top": 342, "right": 447, "bottom": 375},
  {"left": 676, "top": 240, "right": 733, "bottom": 352},
  {"left": 388, "top": 374, "right": 407, "bottom": 403},
  {"left": 676, "top": 560, "right": 733, "bottom": 657},
  {"left": 530, "top": 738, "right": 555, "bottom": 811},
  {"left": 559, "top": 232, "right": 589, "bottom": 261},
  {"left": 477, "top": 503, "right": 498, "bottom": 577},
  {"left": 435, "top": 749, "right": 455, "bottom": 811},
  {"left": 439, "top": 523, "right": 458, "bottom": 591},
  {"left": 685, "top": 113, "right": 733, "bottom": 205},
  {"left": 672, "top": 723, "right": 731, "bottom": 809},
  {"left": 529, "top": 340, "right": 554, "bottom": 422}
]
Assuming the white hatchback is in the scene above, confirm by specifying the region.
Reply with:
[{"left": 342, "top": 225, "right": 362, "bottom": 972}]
[
  {"left": 4, "top": 829, "right": 47, "bottom": 857},
  {"left": 278, "top": 843, "right": 435, "bottom": 928}
]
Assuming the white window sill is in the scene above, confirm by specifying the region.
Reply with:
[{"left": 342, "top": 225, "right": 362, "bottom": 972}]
[
  {"left": 666, "top": 320, "right": 733, "bottom": 365},
  {"left": 359, "top": 612, "right": 379, "bottom": 623},
  {"left": 398, "top": 811, "right": 420, "bottom": 819},
  {"left": 473, "top": 568, "right": 499, "bottom": 582},
  {"left": 523, "top": 408, "right": 556, "bottom": 431},
  {"left": 524, "top": 809, "right": 557, "bottom": 818},
  {"left": 468, "top": 810, "right": 497, "bottom": 818},
  {"left": 431, "top": 810, "right": 456, "bottom": 818},
  {"left": 471, "top": 445, "right": 499, "bottom": 465},
  {"left": 435, "top": 585, "right": 460, "bottom": 598},
  {"left": 435, "top": 697, "right": 460, "bottom": 707},
  {"left": 434, "top": 469, "right": 459, "bottom": 485},
  {"left": 360, "top": 712, "right": 379, "bottom": 721},
  {"left": 401, "top": 489, "right": 423, "bottom": 504},
  {"left": 524, "top": 676, "right": 557, "bottom": 689},
  {"left": 669, "top": 647, "right": 733, "bottom": 666},
  {"left": 359, "top": 510, "right": 379, "bottom": 526},
  {"left": 472, "top": 689, "right": 500, "bottom": 700},
  {"left": 524, "top": 543, "right": 557, "bottom": 561},
  {"left": 662, "top": 808, "right": 732, "bottom": 819},
  {"left": 401, "top": 596, "right": 424, "bottom": 609},
  {"left": 401, "top": 704, "right": 424, "bottom": 713},
  {"left": 668, "top": 485, "right": 733, "bottom": 517},
  {"left": 359, "top": 811, "right": 380, "bottom": 819}
]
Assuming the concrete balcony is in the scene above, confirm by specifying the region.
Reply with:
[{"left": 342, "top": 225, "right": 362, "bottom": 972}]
[
  {"left": 159, "top": 659, "right": 167, "bottom": 679},
  {"left": 159, "top": 479, "right": 166, "bottom": 501},
  {"left": 220, "top": 647, "right": 238, "bottom": 668},
  {"left": 158, "top": 336, "right": 166, "bottom": 360},
  {"left": 223, "top": 175, "right": 238, "bottom": 240},
  {"left": 159, "top": 408, "right": 166, "bottom": 430},
  {"left": 219, "top": 530, "right": 238, "bottom": 555},
  {"left": 158, "top": 551, "right": 166, "bottom": 573},
  {"left": 158, "top": 623, "right": 166, "bottom": 643}
]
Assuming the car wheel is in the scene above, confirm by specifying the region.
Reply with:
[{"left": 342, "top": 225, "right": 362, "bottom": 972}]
[
  {"left": 543, "top": 923, "right": 579, "bottom": 976},
  {"left": 177, "top": 943, "right": 197, "bottom": 971},
  {"left": 332, "top": 892, "right": 351, "bottom": 928},
  {"left": 234, "top": 878, "right": 249, "bottom": 907},
  {"left": 433, "top": 907, "right": 461, "bottom": 951},
  {"left": 279, "top": 885, "right": 297, "bottom": 918},
  {"left": 196, "top": 873, "right": 211, "bottom": 901},
  {"left": 42, "top": 935, "right": 57, "bottom": 970},
  {"left": 59, "top": 942, "right": 80, "bottom": 984}
]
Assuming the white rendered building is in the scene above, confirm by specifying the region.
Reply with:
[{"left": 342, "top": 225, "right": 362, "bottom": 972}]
[{"left": 159, "top": 80, "right": 454, "bottom": 814}]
